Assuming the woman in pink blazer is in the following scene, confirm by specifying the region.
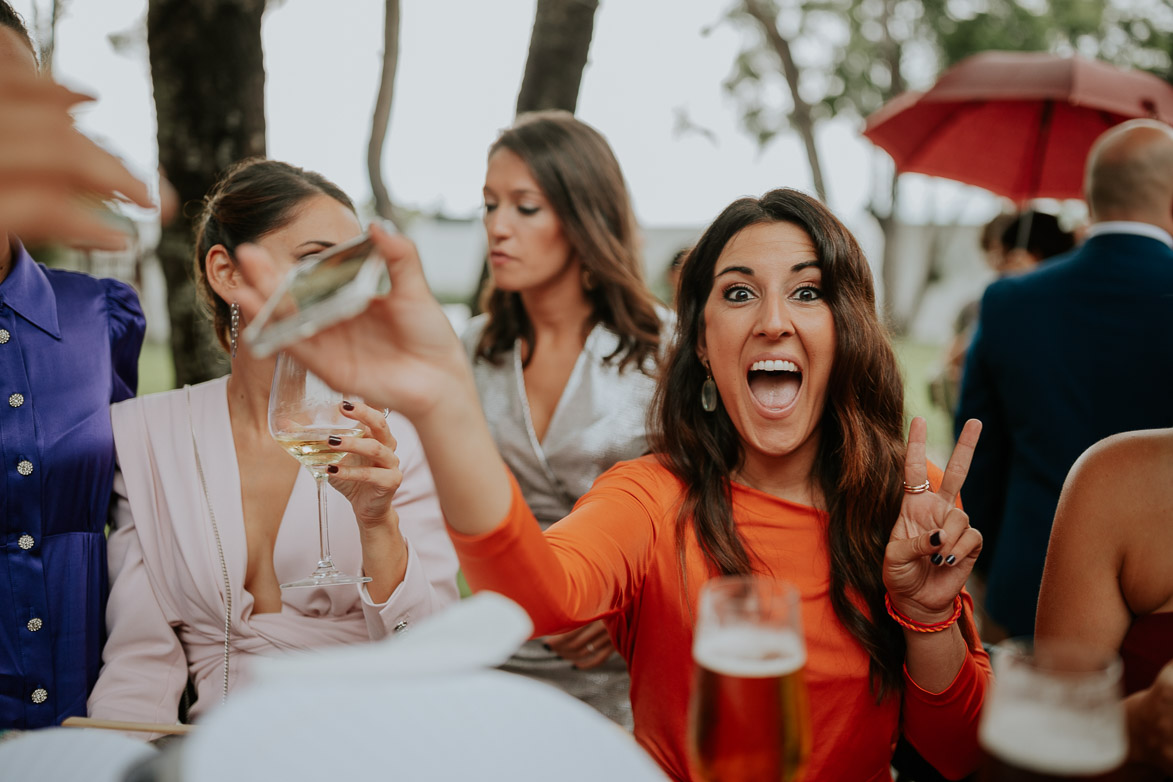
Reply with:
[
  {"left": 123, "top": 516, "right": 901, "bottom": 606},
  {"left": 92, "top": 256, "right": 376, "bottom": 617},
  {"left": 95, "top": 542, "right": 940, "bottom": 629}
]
[{"left": 87, "top": 159, "right": 460, "bottom": 733}]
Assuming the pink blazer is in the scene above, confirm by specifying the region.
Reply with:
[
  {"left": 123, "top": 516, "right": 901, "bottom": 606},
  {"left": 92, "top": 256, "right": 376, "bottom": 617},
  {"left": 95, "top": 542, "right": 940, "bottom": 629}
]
[{"left": 87, "top": 377, "right": 459, "bottom": 728}]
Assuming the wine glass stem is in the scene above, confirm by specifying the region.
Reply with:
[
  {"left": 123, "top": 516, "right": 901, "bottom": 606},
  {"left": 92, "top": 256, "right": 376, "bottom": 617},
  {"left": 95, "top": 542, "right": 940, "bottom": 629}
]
[{"left": 314, "top": 471, "right": 334, "bottom": 570}]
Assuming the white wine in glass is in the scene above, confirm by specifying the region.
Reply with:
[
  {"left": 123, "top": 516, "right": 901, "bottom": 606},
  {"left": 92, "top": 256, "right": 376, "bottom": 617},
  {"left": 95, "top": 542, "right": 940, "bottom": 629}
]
[{"left": 268, "top": 352, "right": 372, "bottom": 589}]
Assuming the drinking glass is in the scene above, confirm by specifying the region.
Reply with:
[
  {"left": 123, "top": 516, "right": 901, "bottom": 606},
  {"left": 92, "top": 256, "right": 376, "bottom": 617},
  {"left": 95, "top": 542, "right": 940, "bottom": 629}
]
[
  {"left": 688, "top": 575, "right": 811, "bottom": 782},
  {"left": 268, "top": 352, "right": 372, "bottom": 589},
  {"left": 243, "top": 231, "right": 389, "bottom": 359},
  {"left": 979, "top": 638, "right": 1127, "bottom": 781}
]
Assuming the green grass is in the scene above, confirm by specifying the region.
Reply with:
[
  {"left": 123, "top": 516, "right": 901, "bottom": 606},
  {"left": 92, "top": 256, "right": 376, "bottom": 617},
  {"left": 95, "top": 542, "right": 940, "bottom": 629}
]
[
  {"left": 138, "top": 340, "right": 175, "bottom": 396},
  {"left": 892, "top": 339, "right": 956, "bottom": 467}
]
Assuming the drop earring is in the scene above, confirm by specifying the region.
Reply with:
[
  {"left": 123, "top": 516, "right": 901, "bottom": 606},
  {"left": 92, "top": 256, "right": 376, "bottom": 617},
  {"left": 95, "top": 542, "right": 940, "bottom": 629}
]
[
  {"left": 701, "top": 366, "right": 717, "bottom": 413},
  {"left": 230, "top": 301, "right": 240, "bottom": 359}
]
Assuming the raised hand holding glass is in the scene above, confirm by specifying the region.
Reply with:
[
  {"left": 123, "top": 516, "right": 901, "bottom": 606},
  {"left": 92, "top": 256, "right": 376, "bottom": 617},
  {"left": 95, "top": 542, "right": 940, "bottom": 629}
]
[{"left": 268, "top": 352, "right": 371, "bottom": 589}]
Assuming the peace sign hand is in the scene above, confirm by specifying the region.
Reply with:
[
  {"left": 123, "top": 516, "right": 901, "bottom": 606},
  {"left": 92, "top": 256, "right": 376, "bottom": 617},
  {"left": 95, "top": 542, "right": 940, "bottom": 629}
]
[{"left": 883, "top": 417, "right": 983, "bottom": 625}]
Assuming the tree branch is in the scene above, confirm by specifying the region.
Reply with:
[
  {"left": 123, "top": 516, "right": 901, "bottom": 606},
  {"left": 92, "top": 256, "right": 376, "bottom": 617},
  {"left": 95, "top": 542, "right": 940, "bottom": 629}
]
[
  {"left": 741, "top": 0, "right": 828, "bottom": 203},
  {"left": 368, "top": 0, "right": 401, "bottom": 228}
]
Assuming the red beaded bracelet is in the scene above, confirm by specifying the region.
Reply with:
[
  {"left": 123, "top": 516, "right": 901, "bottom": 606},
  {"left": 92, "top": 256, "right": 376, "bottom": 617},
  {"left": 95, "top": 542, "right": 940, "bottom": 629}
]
[{"left": 884, "top": 593, "right": 963, "bottom": 633}]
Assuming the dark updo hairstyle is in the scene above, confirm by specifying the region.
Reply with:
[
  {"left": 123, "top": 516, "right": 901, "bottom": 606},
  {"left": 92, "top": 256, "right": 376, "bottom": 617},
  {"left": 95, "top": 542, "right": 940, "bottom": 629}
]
[
  {"left": 650, "top": 188, "right": 977, "bottom": 700},
  {"left": 0, "top": 1, "right": 36, "bottom": 59},
  {"left": 999, "top": 210, "right": 1075, "bottom": 263},
  {"left": 476, "top": 110, "right": 663, "bottom": 373},
  {"left": 194, "top": 157, "right": 355, "bottom": 352}
]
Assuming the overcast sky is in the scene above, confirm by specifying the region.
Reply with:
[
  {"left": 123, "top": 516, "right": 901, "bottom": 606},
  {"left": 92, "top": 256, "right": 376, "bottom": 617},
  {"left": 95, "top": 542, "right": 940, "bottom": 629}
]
[{"left": 13, "top": 0, "right": 999, "bottom": 232}]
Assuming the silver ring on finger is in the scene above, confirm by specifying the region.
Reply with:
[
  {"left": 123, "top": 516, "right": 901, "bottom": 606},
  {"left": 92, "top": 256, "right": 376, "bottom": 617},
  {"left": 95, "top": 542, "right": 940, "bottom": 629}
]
[
  {"left": 902, "top": 480, "right": 931, "bottom": 494},
  {"left": 586, "top": 643, "right": 595, "bottom": 653}
]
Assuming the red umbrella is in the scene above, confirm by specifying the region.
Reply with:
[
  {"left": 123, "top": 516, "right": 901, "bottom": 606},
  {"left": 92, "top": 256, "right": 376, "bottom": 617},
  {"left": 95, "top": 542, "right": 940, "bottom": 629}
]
[{"left": 862, "top": 51, "right": 1173, "bottom": 202}]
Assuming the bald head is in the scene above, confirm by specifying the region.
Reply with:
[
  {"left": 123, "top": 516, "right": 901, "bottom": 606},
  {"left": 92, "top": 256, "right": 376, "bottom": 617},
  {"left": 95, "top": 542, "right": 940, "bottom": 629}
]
[{"left": 1085, "top": 119, "right": 1173, "bottom": 232}]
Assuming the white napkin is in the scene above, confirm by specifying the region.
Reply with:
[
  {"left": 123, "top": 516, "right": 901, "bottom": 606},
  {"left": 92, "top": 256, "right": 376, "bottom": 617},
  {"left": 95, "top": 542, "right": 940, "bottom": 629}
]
[
  {"left": 181, "top": 592, "right": 668, "bottom": 781},
  {"left": 252, "top": 590, "right": 533, "bottom": 683},
  {"left": 0, "top": 727, "right": 156, "bottom": 782}
]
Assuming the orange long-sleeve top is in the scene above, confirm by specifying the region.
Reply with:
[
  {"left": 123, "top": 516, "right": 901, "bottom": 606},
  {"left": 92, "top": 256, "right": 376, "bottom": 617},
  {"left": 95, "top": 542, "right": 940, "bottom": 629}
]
[{"left": 451, "top": 455, "right": 991, "bottom": 782}]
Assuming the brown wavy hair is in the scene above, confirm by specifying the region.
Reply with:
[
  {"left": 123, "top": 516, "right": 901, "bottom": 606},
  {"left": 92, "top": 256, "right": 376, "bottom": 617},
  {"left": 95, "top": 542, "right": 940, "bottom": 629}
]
[
  {"left": 650, "top": 188, "right": 975, "bottom": 699},
  {"left": 193, "top": 158, "right": 355, "bottom": 352},
  {"left": 475, "top": 110, "right": 662, "bottom": 372}
]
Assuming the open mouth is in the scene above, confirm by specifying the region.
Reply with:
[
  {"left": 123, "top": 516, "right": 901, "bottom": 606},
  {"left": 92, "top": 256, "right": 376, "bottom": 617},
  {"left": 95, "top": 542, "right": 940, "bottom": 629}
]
[{"left": 747, "top": 359, "right": 802, "bottom": 411}]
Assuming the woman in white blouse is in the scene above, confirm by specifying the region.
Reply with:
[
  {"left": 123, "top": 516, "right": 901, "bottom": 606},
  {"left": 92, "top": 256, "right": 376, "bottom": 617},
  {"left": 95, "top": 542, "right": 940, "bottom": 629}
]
[
  {"left": 462, "top": 111, "right": 671, "bottom": 727},
  {"left": 88, "top": 159, "right": 459, "bottom": 733}
]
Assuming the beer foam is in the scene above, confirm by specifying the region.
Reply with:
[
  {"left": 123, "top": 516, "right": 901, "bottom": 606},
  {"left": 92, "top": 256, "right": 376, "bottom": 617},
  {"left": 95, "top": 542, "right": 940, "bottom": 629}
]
[
  {"left": 693, "top": 626, "right": 806, "bottom": 677},
  {"left": 979, "top": 699, "right": 1127, "bottom": 775}
]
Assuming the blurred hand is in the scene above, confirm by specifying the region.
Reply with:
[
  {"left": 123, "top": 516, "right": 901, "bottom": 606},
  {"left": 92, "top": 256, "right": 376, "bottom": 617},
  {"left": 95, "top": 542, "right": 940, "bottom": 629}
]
[
  {"left": 325, "top": 400, "right": 402, "bottom": 532},
  {"left": 545, "top": 621, "right": 616, "bottom": 670},
  {"left": 0, "top": 72, "right": 155, "bottom": 248},
  {"left": 883, "top": 417, "right": 984, "bottom": 624},
  {"left": 235, "top": 223, "right": 470, "bottom": 418}
]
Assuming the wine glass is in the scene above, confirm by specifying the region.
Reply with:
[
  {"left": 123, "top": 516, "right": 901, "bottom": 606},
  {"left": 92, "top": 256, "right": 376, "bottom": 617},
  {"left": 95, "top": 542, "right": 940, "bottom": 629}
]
[
  {"left": 978, "top": 638, "right": 1127, "bottom": 781},
  {"left": 688, "top": 575, "right": 811, "bottom": 782},
  {"left": 268, "top": 352, "right": 372, "bottom": 589}
]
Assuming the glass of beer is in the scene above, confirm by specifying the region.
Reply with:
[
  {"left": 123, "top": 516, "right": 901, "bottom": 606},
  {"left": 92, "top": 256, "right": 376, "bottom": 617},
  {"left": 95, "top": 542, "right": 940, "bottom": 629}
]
[
  {"left": 688, "top": 575, "right": 810, "bottom": 782},
  {"left": 979, "top": 638, "right": 1128, "bottom": 781}
]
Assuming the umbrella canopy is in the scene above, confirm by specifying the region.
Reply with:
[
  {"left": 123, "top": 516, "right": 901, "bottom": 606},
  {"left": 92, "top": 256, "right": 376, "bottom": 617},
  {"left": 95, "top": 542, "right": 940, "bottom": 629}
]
[{"left": 863, "top": 51, "right": 1173, "bottom": 202}]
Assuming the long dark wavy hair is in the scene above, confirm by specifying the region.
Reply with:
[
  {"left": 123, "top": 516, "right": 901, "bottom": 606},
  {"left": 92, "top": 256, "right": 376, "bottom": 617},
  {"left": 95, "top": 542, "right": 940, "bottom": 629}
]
[
  {"left": 650, "top": 188, "right": 975, "bottom": 699},
  {"left": 193, "top": 157, "right": 355, "bottom": 353},
  {"left": 475, "top": 110, "right": 662, "bottom": 372}
]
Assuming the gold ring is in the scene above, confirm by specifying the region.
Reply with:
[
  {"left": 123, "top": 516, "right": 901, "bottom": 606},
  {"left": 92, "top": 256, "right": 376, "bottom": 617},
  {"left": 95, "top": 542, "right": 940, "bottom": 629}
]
[{"left": 903, "top": 480, "right": 931, "bottom": 494}]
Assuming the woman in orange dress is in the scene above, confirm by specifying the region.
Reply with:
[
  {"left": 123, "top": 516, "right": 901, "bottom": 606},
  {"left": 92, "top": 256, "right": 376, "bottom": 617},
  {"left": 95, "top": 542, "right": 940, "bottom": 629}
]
[{"left": 235, "top": 188, "right": 991, "bottom": 781}]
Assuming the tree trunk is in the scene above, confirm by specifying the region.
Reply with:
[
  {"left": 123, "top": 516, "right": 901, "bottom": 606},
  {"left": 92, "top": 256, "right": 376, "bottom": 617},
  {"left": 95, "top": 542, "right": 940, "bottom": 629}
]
[
  {"left": 515, "top": 0, "right": 599, "bottom": 115},
  {"left": 872, "top": 164, "right": 905, "bottom": 332},
  {"left": 367, "top": 0, "right": 401, "bottom": 228},
  {"left": 147, "top": 0, "right": 267, "bottom": 386},
  {"left": 741, "top": 0, "right": 828, "bottom": 204}
]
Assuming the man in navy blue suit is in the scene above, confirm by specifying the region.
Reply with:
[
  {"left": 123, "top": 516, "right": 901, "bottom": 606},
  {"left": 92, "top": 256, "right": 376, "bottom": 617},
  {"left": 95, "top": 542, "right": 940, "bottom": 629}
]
[{"left": 956, "top": 119, "right": 1173, "bottom": 639}]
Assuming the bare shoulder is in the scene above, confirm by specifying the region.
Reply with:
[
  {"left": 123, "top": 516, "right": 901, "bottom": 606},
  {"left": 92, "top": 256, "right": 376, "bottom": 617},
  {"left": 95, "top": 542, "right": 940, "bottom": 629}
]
[
  {"left": 1062, "top": 429, "right": 1173, "bottom": 614},
  {"left": 1059, "top": 429, "right": 1173, "bottom": 524}
]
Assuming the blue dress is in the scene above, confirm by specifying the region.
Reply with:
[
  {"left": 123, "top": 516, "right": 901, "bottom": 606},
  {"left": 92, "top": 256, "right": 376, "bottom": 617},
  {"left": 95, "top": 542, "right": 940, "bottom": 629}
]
[{"left": 0, "top": 242, "right": 144, "bottom": 729}]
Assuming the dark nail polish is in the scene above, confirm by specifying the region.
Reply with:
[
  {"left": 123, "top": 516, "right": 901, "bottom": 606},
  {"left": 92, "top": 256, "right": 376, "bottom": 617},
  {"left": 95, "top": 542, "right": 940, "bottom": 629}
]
[
  {"left": 931, "top": 553, "right": 944, "bottom": 566},
  {"left": 342, "top": 401, "right": 355, "bottom": 411},
  {"left": 930, "top": 530, "right": 941, "bottom": 547},
  {"left": 328, "top": 435, "right": 342, "bottom": 446},
  {"left": 945, "top": 554, "right": 956, "bottom": 566},
  {"left": 542, "top": 643, "right": 553, "bottom": 652},
  {"left": 327, "top": 465, "right": 339, "bottom": 474}
]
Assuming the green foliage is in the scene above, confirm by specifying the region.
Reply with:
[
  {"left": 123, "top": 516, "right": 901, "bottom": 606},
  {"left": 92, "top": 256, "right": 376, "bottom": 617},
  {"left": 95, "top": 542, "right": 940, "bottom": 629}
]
[{"left": 723, "top": 0, "right": 1173, "bottom": 147}]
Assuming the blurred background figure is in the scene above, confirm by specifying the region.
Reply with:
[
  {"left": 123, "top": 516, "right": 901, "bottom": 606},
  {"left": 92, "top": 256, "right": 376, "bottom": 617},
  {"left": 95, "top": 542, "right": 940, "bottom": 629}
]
[
  {"left": 997, "top": 210, "right": 1076, "bottom": 274},
  {"left": 0, "top": 2, "right": 149, "bottom": 731},
  {"left": 956, "top": 119, "right": 1173, "bottom": 641},
  {"left": 928, "top": 213, "right": 1014, "bottom": 418},
  {"left": 87, "top": 159, "right": 459, "bottom": 735},
  {"left": 462, "top": 110, "right": 671, "bottom": 728},
  {"left": 929, "top": 210, "right": 1075, "bottom": 419},
  {"left": 664, "top": 246, "right": 689, "bottom": 307},
  {"left": 1036, "top": 427, "right": 1173, "bottom": 780}
]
